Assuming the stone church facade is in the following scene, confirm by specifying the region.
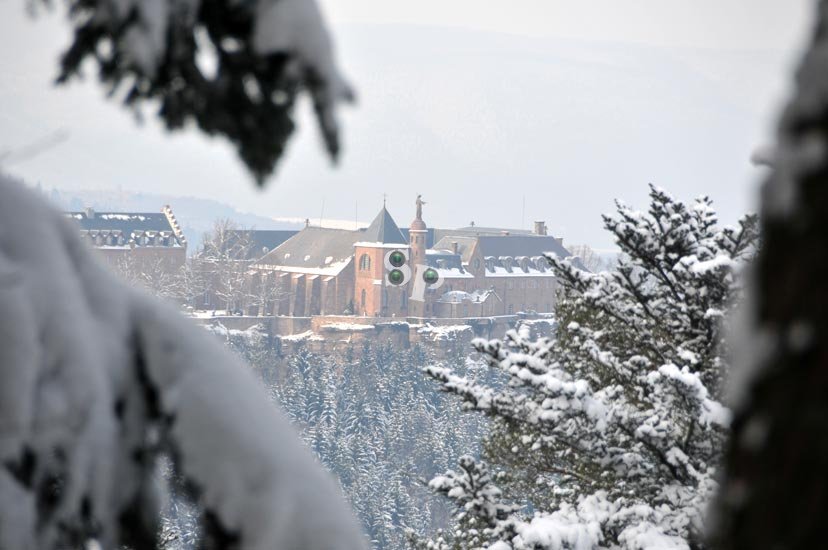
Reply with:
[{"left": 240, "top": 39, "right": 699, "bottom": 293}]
[{"left": 254, "top": 198, "right": 580, "bottom": 319}]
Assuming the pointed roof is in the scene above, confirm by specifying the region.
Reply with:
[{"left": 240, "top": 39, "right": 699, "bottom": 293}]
[{"left": 360, "top": 207, "right": 407, "bottom": 245}]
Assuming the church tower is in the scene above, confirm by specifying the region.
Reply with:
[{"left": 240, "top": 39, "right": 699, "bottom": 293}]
[
  {"left": 353, "top": 204, "right": 408, "bottom": 317},
  {"left": 408, "top": 195, "right": 428, "bottom": 317}
]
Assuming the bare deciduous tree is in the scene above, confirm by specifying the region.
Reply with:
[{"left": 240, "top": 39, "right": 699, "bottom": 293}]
[
  {"left": 567, "top": 244, "right": 617, "bottom": 273},
  {"left": 110, "top": 253, "right": 183, "bottom": 302},
  {"left": 197, "top": 219, "right": 252, "bottom": 312},
  {"left": 248, "top": 270, "right": 285, "bottom": 317}
]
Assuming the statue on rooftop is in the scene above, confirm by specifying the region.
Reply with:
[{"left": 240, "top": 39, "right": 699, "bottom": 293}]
[{"left": 416, "top": 194, "right": 426, "bottom": 220}]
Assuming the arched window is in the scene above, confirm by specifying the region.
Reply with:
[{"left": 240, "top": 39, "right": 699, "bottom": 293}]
[
  {"left": 359, "top": 253, "right": 371, "bottom": 271},
  {"left": 361, "top": 288, "right": 367, "bottom": 308},
  {"left": 474, "top": 258, "right": 481, "bottom": 270}
]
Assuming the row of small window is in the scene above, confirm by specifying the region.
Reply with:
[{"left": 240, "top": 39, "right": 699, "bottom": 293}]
[{"left": 82, "top": 233, "right": 175, "bottom": 247}]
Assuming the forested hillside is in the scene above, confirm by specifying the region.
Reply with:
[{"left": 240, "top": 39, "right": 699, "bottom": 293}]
[{"left": 167, "top": 328, "right": 493, "bottom": 549}]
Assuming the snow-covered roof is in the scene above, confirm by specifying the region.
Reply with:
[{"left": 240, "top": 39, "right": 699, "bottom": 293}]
[
  {"left": 431, "top": 267, "right": 475, "bottom": 279},
  {"left": 424, "top": 248, "right": 470, "bottom": 278},
  {"left": 485, "top": 263, "right": 556, "bottom": 277},
  {"left": 256, "top": 257, "right": 352, "bottom": 276},
  {"left": 257, "top": 226, "right": 361, "bottom": 272},
  {"left": 67, "top": 206, "right": 186, "bottom": 248},
  {"left": 432, "top": 233, "right": 584, "bottom": 271},
  {"left": 437, "top": 289, "right": 497, "bottom": 303}
]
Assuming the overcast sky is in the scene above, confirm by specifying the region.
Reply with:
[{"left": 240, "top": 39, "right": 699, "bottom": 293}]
[{"left": 0, "top": 0, "right": 815, "bottom": 248}]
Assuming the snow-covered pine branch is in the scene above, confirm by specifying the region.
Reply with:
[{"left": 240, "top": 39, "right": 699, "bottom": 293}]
[
  {"left": 0, "top": 175, "right": 364, "bottom": 549},
  {"left": 41, "top": 0, "right": 354, "bottom": 184},
  {"left": 407, "top": 457, "right": 519, "bottom": 550},
  {"left": 418, "top": 186, "right": 757, "bottom": 549}
]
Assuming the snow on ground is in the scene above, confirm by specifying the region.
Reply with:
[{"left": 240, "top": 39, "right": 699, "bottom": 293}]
[
  {"left": 189, "top": 309, "right": 230, "bottom": 318},
  {"left": 418, "top": 324, "right": 474, "bottom": 341},
  {"left": 203, "top": 322, "right": 267, "bottom": 344},
  {"left": 280, "top": 330, "right": 324, "bottom": 342}
]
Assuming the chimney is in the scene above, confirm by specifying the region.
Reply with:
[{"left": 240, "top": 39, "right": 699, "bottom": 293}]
[
  {"left": 84, "top": 207, "right": 95, "bottom": 220},
  {"left": 533, "top": 221, "right": 547, "bottom": 235},
  {"left": 451, "top": 241, "right": 459, "bottom": 254}
]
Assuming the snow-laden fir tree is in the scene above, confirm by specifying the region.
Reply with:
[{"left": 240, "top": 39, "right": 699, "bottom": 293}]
[{"left": 413, "top": 186, "right": 758, "bottom": 549}]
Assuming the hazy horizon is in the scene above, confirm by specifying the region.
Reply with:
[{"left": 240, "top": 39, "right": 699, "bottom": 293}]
[{"left": 0, "top": 0, "right": 813, "bottom": 248}]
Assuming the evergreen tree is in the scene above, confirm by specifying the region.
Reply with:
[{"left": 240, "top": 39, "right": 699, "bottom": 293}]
[
  {"left": 233, "top": 336, "right": 489, "bottom": 549},
  {"left": 415, "top": 186, "right": 758, "bottom": 549}
]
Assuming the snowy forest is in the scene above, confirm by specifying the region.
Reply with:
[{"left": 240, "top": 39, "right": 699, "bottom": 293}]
[
  {"left": 3, "top": 0, "right": 828, "bottom": 549},
  {"left": 200, "top": 332, "right": 490, "bottom": 549},
  {"left": 157, "top": 185, "right": 753, "bottom": 550}
]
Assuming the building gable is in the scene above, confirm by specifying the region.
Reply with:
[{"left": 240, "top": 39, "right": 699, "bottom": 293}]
[{"left": 360, "top": 207, "right": 407, "bottom": 245}]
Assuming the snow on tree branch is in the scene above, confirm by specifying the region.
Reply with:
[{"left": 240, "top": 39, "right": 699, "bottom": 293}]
[
  {"left": 418, "top": 186, "right": 757, "bottom": 549},
  {"left": 42, "top": 0, "right": 353, "bottom": 184},
  {"left": 0, "top": 175, "right": 364, "bottom": 549}
]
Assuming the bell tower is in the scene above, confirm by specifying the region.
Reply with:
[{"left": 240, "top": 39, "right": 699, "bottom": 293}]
[
  {"left": 408, "top": 195, "right": 428, "bottom": 317},
  {"left": 354, "top": 204, "right": 408, "bottom": 317}
]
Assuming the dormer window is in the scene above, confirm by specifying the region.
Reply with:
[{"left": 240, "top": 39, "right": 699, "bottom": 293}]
[{"left": 500, "top": 256, "right": 514, "bottom": 272}]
